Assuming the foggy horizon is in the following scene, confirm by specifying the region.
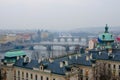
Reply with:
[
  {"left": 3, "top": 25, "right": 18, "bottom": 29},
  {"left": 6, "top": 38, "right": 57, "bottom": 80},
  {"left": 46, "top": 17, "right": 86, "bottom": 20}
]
[{"left": 0, "top": 0, "right": 120, "bottom": 31}]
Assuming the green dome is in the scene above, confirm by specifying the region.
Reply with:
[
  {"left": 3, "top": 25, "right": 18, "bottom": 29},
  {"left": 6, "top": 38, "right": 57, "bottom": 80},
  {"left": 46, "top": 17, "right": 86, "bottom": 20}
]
[
  {"left": 98, "top": 33, "right": 114, "bottom": 41},
  {"left": 98, "top": 24, "right": 114, "bottom": 42}
]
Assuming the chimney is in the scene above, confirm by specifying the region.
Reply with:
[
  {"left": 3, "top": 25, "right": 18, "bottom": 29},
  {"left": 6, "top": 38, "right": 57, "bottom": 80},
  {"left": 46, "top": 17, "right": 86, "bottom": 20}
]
[
  {"left": 86, "top": 55, "right": 89, "bottom": 61},
  {"left": 90, "top": 54, "right": 92, "bottom": 59},
  {"left": 64, "top": 61, "right": 68, "bottom": 66},
  {"left": 17, "top": 56, "right": 19, "bottom": 60},
  {"left": 49, "top": 58, "right": 54, "bottom": 63},
  {"left": 113, "top": 55, "right": 115, "bottom": 58},
  {"left": 78, "top": 54, "right": 81, "bottom": 57},
  {"left": 95, "top": 48, "right": 98, "bottom": 51},
  {"left": 60, "top": 62, "right": 63, "bottom": 68},
  {"left": 38, "top": 58, "right": 41, "bottom": 63},
  {"left": 41, "top": 57, "right": 44, "bottom": 61},
  {"left": 20, "top": 56, "right": 23, "bottom": 58},
  {"left": 75, "top": 55, "right": 78, "bottom": 59},
  {"left": 69, "top": 55, "right": 72, "bottom": 59},
  {"left": 85, "top": 50, "right": 88, "bottom": 54},
  {"left": 98, "top": 51, "right": 101, "bottom": 55}
]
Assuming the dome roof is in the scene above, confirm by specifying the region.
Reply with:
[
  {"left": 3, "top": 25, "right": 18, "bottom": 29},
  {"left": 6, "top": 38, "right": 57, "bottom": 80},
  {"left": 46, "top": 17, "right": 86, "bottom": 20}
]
[
  {"left": 98, "top": 33, "right": 114, "bottom": 41},
  {"left": 5, "top": 51, "right": 26, "bottom": 57},
  {"left": 98, "top": 24, "right": 114, "bottom": 42}
]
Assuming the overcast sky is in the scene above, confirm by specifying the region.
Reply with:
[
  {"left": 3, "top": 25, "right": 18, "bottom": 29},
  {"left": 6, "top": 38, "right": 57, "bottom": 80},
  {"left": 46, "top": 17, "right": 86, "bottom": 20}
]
[{"left": 0, "top": 0, "right": 120, "bottom": 31}]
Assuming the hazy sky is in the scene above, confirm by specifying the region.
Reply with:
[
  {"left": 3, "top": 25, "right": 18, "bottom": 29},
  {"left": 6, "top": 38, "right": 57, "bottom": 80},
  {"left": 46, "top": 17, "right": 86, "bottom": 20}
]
[{"left": 0, "top": 0, "right": 120, "bottom": 31}]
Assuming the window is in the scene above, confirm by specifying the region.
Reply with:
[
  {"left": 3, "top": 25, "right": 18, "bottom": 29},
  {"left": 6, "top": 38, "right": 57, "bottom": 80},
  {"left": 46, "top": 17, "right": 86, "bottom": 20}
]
[
  {"left": 14, "top": 70, "right": 16, "bottom": 76},
  {"left": 102, "top": 35, "right": 105, "bottom": 39},
  {"left": 80, "top": 77, "right": 83, "bottom": 80},
  {"left": 86, "top": 77, "right": 88, "bottom": 80},
  {"left": 14, "top": 70, "right": 16, "bottom": 80},
  {"left": 113, "top": 65, "right": 116, "bottom": 69},
  {"left": 40, "top": 66, "right": 43, "bottom": 70},
  {"left": 22, "top": 72, "right": 24, "bottom": 78},
  {"left": 108, "top": 64, "right": 111, "bottom": 68},
  {"left": 18, "top": 71, "right": 20, "bottom": 76},
  {"left": 26, "top": 73, "right": 28, "bottom": 78},
  {"left": 18, "top": 71, "right": 20, "bottom": 80},
  {"left": 85, "top": 70, "right": 89, "bottom": 76},
  {"left": 14, "top": 77, "right": 16, "bottom": 80},
  {"left": 31, "top": 74, "right": 33, "bottom": 79},
  {"left": 46, "top": 77, "right": 49, "bottom": 80},
  {"left": 35, "top": 75, "right": 37, "bottom": 80},
  {"left": 119, "top": 65, "right": 120, "bottom": 69},
  {"left": 18, "top": 77, "right": 20, "bottom": 80},
  {"left": 113, "top": 70, "right": 116, "bottom": 76},
  {"left": 80, "top": 69, "right": 83, "bottom": 74},
  {"left": 41, "top": 76, "right": 43, "bottom": 80}
]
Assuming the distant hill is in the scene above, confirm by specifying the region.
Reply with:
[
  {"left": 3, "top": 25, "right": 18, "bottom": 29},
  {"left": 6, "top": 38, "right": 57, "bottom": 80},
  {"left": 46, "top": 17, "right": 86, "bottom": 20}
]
[{"left": 70, "top": 26, "right": 120, "bottom": 33}]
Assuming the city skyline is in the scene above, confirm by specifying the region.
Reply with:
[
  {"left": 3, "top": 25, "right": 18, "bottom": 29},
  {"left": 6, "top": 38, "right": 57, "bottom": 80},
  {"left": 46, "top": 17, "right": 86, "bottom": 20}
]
[{"left": 0, "top": 0, "right": 120, "bottom": 31}]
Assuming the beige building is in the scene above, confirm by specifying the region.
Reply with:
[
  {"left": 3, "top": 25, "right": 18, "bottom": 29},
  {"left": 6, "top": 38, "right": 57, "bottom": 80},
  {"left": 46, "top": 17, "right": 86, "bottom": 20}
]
[
  {"left": 88, "top": 39, "right": 97, "bottom": 50},
  {"left": 0, "top": 34, "right": 17, "bottom": 44},
  {"left": 1, "top": 51, "right": 95, "bottom": 80}
]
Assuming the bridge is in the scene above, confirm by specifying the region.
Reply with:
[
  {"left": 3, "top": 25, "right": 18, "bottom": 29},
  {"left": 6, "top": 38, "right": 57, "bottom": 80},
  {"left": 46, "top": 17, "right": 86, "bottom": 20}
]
[{"left": 15, "top": 41, "right": 87, "bottom": 47}]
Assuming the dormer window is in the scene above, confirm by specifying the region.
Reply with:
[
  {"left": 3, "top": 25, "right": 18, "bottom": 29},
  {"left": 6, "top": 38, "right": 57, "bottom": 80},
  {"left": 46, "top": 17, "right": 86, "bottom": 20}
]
[
  {"left": 40, "top": 65, "right": 44, "bottom": 71},
  {"left": 41, "top": 66, "right": 43, "bottom": 70},
  {"left": 63, "top": 61, "right": 65, "bottom": 65},
  {"left": 102, "top": 35, "right": 105, "bottom": 39}
]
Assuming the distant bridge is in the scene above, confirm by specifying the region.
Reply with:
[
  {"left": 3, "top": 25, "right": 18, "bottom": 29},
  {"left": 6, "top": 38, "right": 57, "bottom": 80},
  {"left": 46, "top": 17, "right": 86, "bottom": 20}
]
[{"left": 15, "top": 41, "right": 87, "bottom": 47}]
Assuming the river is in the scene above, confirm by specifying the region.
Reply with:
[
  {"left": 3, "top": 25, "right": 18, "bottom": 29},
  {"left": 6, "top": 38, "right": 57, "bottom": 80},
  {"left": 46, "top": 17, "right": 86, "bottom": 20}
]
[{"left": 0, "top": 45, "right": 75, "bottom": 60}]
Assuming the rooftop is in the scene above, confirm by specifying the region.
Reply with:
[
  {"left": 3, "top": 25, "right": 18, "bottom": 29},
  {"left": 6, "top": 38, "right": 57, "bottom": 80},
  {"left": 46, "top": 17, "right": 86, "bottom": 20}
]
[
  {"left": 14, "top": 54, "right": 92, "bottom": 75},
  {"left": 5, "top": 51, "right": 26, "bottom": 57}
]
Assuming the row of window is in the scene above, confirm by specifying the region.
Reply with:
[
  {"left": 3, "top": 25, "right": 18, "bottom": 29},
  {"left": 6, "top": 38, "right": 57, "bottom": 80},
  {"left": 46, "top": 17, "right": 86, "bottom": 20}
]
[
  {"left": 99, "top": 63, "right": 120, "bottom": 77},
  {"left": 108, "top": 64, "right": 120, "bottom": 69},
  {"left": 14, "top": 70, "right": 56, "bottom": 80}
]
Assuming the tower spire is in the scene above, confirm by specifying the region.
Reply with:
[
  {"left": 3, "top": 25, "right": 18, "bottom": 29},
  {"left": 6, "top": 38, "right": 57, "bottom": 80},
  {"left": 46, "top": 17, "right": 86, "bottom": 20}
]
[{"left": 105, "top": 24, "right": 109, "bottom": 33}]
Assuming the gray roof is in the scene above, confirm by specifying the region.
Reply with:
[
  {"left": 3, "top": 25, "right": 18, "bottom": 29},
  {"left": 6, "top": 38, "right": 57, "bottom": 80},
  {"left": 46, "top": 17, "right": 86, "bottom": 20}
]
[
  {"left": 90, "top": 50, "right": 120, "bottom": 61},
  {"left": 14, "top": 54, "right": 92, "bottom": 75},
  {"left": 14, "top": 49, "right": 120, "bottom": 75}
]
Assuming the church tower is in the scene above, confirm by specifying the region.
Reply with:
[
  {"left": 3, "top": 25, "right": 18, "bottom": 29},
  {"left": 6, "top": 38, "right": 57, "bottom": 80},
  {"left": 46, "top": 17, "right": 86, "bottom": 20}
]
[{"left": 97, "top": 24, "right": 114, "bottom": 50}]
